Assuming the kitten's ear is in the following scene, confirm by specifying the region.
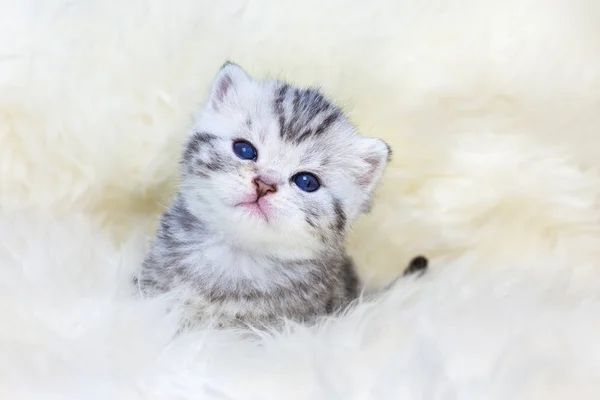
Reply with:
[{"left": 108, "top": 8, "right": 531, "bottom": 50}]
[
  {"left": 354, "top": 138, "right": 391, "bottom": 209},
  {"left": 207, "top": 61, "right": 251, "bottom": 111}
]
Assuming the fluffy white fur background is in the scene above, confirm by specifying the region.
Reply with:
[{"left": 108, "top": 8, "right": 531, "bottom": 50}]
[{"left": 2, "top": 0, "right": 600, "bottom": 398}]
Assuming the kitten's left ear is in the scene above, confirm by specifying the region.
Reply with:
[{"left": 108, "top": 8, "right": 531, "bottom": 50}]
[
  {"left": 354, "top": 137, "right": 391, "bottom": 208},
  {"left": 207, "top": 61, "right": 252, "bottom": 111}
]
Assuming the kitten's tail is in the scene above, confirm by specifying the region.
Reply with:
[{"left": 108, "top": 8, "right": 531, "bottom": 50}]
[
  {"left": 361, "top": 255, "right": 429, "bottom": 301},
  {"left": 402, "top": 255, "right": 428, "bottom": 277}
]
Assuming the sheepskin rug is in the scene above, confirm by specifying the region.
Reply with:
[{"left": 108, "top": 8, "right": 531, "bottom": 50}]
[{"left": 2, "top": 0, "right": 600, "bottom": 398}]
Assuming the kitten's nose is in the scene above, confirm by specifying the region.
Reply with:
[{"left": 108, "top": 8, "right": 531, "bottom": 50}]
[{"left": 253, "top": 177, "right": 277, "bottom": 199}]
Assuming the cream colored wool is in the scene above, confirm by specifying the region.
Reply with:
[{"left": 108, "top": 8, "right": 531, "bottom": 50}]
[{"left": 1, "top": 0, "right": 600, "bottom": 398}]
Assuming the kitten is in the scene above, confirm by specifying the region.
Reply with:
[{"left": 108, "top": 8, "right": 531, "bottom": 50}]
[{"left": 136, "top": 62, "right": 425, "bottom": 330}]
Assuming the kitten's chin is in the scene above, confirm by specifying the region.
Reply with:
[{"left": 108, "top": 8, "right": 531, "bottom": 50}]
[
  {"left": 186, "top": 193, "right": 323, "bottom": 258},
  {"left": 225, "top": 210, "right": 323, "bottom": 258}
]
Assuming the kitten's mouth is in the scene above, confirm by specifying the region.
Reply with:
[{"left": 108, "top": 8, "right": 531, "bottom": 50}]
[{"left": 235, "top": 200, "right": 269, "bottom": 222}]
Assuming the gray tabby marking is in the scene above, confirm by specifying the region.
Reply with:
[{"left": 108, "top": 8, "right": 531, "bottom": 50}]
[{"left": 274, "top": 84, "right": 341, "bottom": 144}]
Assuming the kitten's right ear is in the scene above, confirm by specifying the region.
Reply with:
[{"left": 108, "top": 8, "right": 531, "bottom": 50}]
[{"left": 207, "top": 61, "right": 251, "bottom": 111}]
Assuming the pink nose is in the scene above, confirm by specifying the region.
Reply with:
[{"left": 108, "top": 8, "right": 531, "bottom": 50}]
[{"left": 253, "top": 177, "right": 277, "bottom": 199}]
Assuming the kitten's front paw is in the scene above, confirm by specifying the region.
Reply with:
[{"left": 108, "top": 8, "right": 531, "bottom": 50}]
[{"left": 403, "top": 255, "right": 428, "bottom": 277}]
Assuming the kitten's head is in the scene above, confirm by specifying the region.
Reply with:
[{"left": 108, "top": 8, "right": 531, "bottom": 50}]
[{"left": 180, "top": 62, "right": 390, "bottom": 258}]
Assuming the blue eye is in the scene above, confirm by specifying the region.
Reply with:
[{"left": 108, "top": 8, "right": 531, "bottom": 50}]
[
  {"left": 232, "top": 140, "right": 257, "bottom": 160},
  {"left": 293, "top": 172, "right": 320, "bottom": 192}
]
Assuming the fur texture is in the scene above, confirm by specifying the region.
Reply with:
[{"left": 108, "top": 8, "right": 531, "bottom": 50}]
[
  {"left": 138, "top": 64, "right": 390, "bottom": 329},
  {"left": 2, "top": 0, "right": 600, "bottom": 398}
]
